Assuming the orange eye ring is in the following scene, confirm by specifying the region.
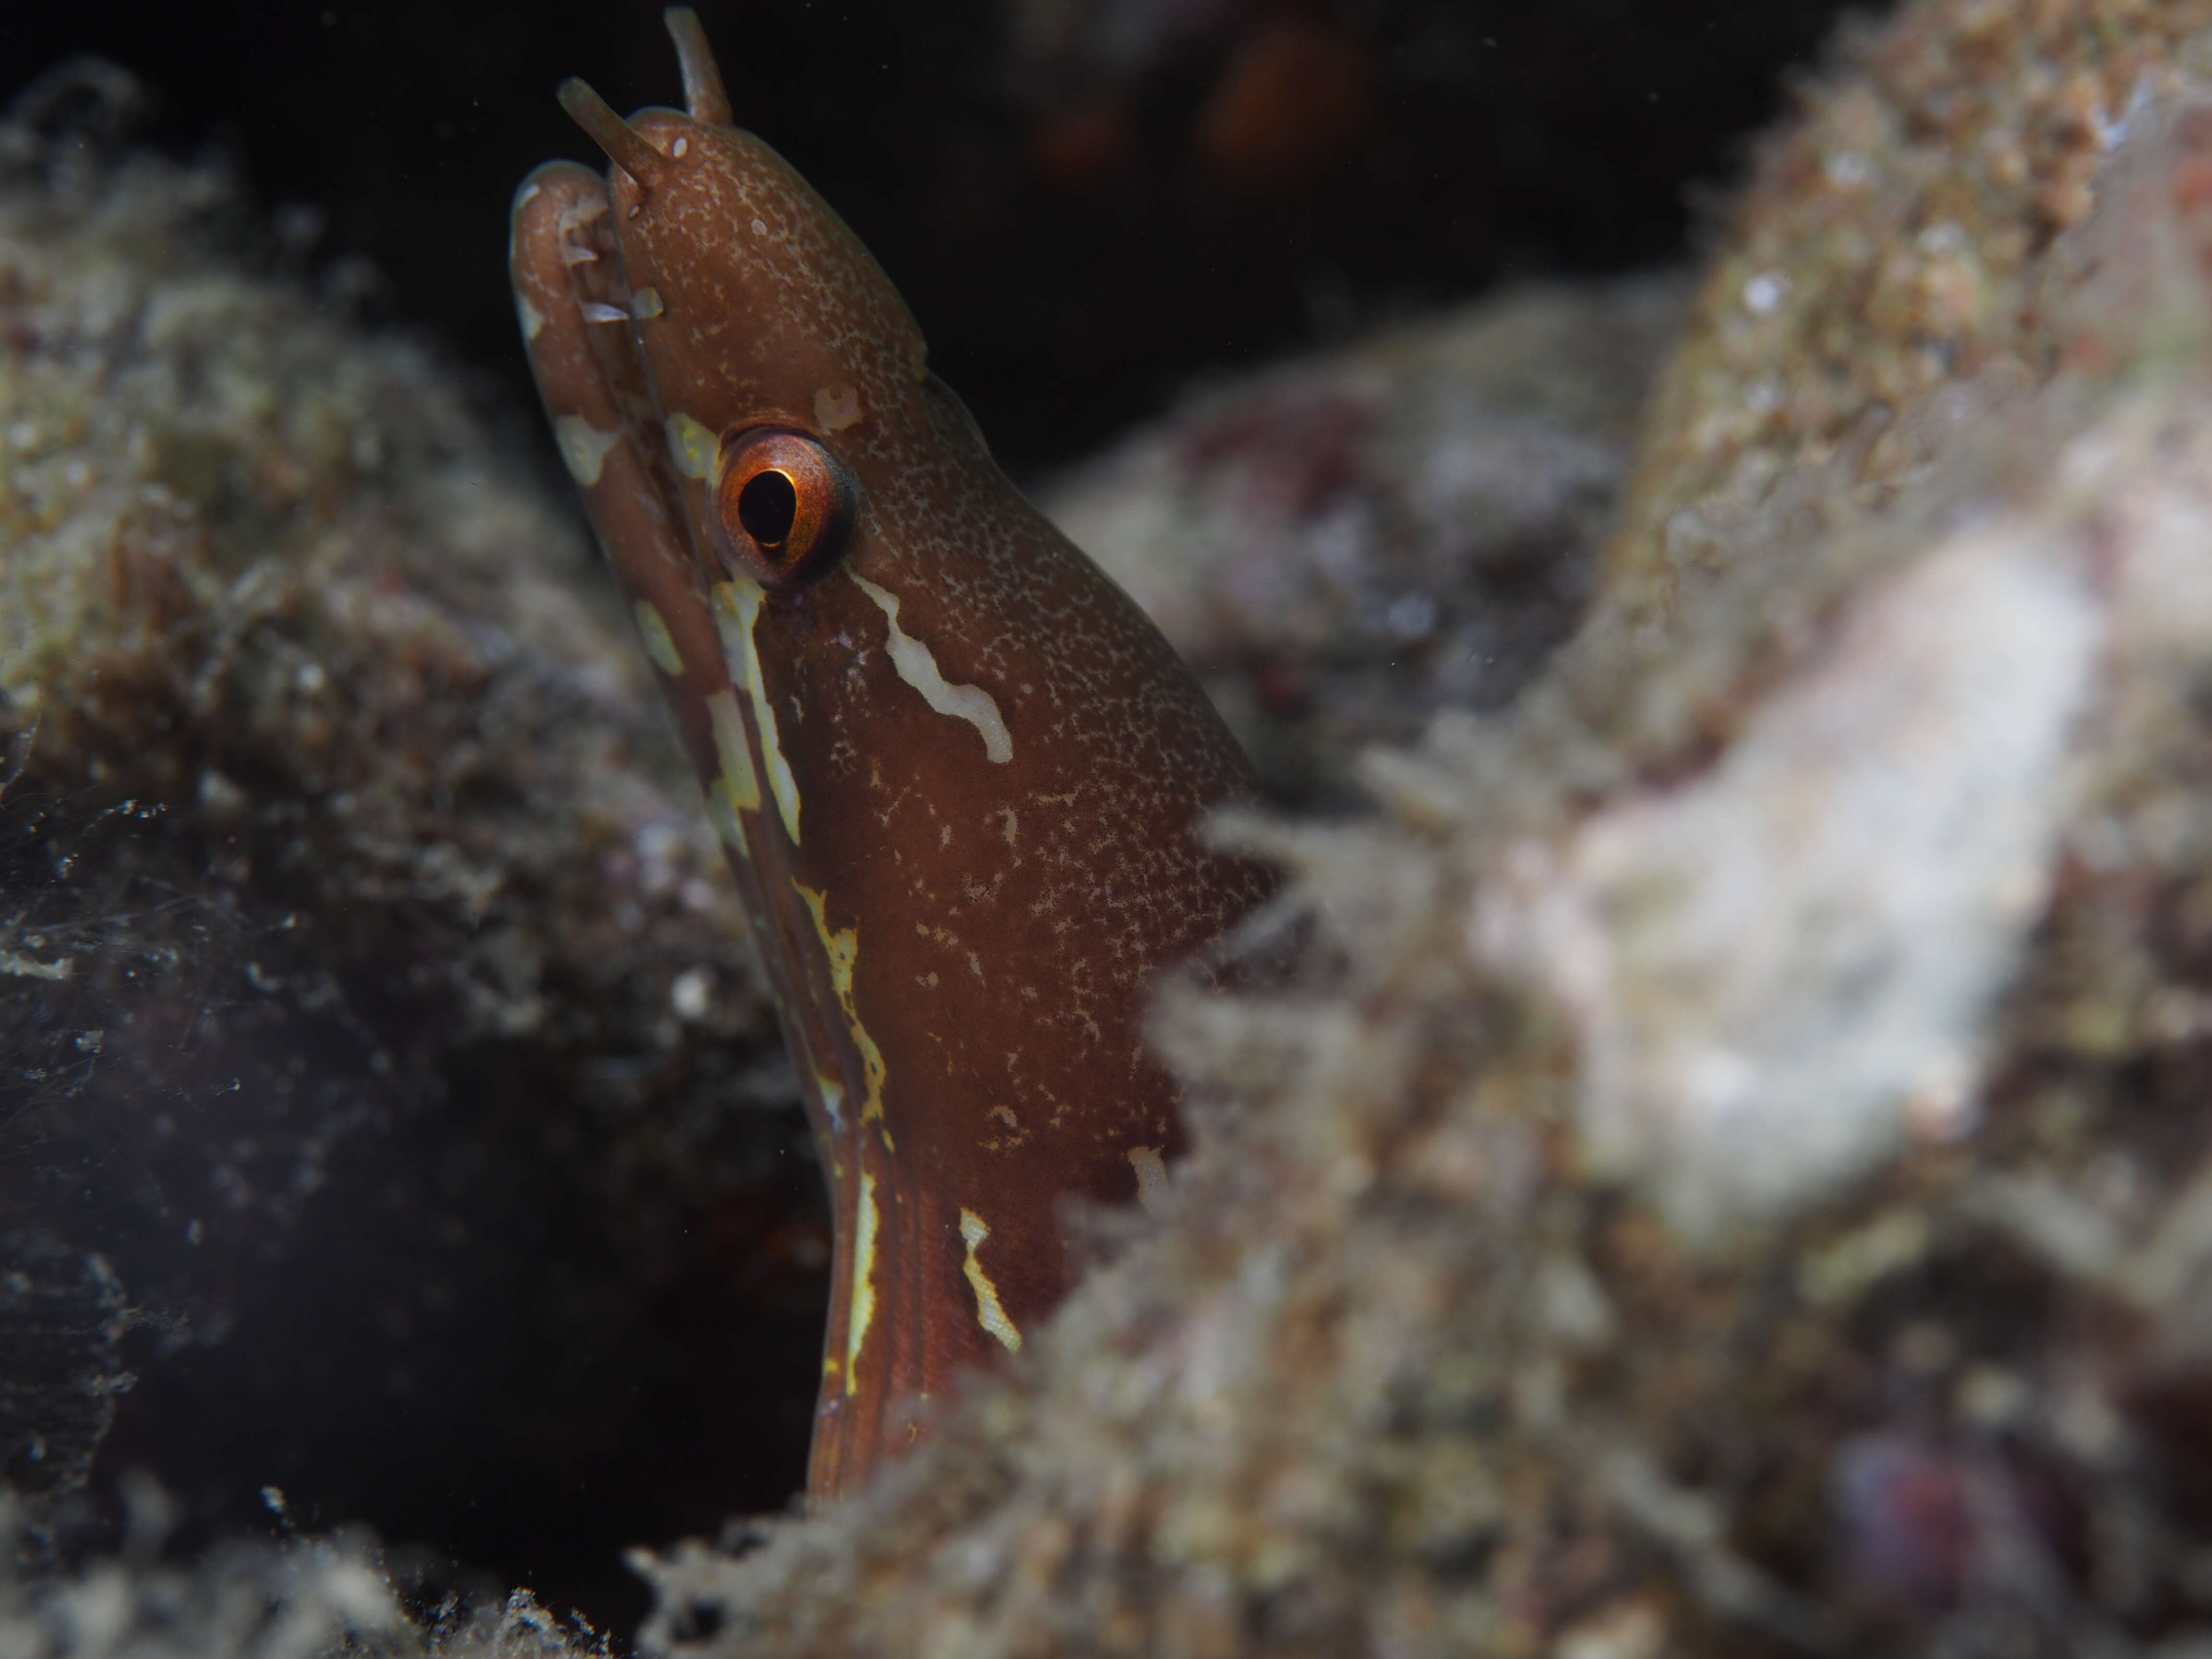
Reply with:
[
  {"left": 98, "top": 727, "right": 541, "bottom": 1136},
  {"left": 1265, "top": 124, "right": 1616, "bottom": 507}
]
[{"left": 710, "top": 427, "right": 854, "bottom": 587}]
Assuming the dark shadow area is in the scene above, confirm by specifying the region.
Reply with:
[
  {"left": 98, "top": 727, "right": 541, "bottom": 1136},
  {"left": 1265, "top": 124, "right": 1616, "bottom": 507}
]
[{"left": 0, "top": 0, "right": 1860, "bottom": 475}]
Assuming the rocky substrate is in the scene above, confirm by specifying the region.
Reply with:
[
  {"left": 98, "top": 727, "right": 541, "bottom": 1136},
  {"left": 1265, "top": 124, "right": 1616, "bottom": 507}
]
[{"left": 16, "top": 1, "right": 2212, "bottom": 1655}]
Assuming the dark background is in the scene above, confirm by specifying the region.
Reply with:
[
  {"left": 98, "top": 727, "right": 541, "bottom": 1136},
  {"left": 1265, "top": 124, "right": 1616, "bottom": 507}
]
[
  {"left": 1, "top": 0, "right": 1863, "bottom": 477},
  {"left": 0, "top": 0, "right": 1863, "bottom": 1641}
]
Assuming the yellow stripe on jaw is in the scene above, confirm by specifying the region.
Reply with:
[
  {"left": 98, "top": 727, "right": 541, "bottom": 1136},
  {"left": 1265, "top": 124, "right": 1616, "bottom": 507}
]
[
  {"left": 958, "top": 1209, "right": 1022, "bottom": 1352},
  {"left": 701, "top": 689, "right": 761, "bottom": 860},
  {"left": 794, "top": 882, "right": 892, "bottom": 1149},
  {"left": 712, "top": 578, "right": 802, "bottom": 844},
  {"left": 845, "top": 1171, "right": 878, "bottom": 1395},
  {"left": 704, "top": 690, "right": 761, "bottom": 812},
  {"left": 703, "top": 786, "right": 746, "bottom": 862}
]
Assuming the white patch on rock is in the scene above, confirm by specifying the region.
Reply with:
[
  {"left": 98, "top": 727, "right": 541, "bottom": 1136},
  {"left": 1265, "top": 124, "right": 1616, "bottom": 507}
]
[{"left": 1476, "top": 524, "right": 2099, "bottom": 1237}]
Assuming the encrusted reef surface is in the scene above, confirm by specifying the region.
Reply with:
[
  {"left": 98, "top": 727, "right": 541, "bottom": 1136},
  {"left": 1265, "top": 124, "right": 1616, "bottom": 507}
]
[
  {"left": 18, "top": 0, "right": 2212, "bottom": 1656},
  {"left": 628, "top": 0, "right": 2212, "bottom": 1655}
]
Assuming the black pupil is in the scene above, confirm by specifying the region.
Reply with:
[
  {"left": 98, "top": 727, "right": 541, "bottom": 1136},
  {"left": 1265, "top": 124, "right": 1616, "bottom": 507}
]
[{"left": 737, "top": 469, "right": 799, "bottom": 547}]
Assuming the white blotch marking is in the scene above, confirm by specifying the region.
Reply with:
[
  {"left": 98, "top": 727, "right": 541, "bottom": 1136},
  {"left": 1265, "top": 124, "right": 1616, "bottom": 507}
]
[
  {"left": 632, "top": 599, "right": 684, "bottom": 676},
  {"left": 715, "top": 580, "right": 802, "bottom": 842},
  {"left": 666, "top": 411, "right": 718, "bottom": 480},
  {"left": 814, "top": 384, "right": 861, "bottom": 431},
  {"left": 848, "top": 573, "right": 1012, "bottom": 763},
  {"left": 515, "top": 290, "right": 544, "bottom": 340},
  {"left": 845, "top": 1173, "right": 879, "bottom": 1391},
  {"left": 749, "top": 216, "right": 767, "bottom": 235},
  {"left": 958, "top": 1209, "right": 1023, "bottom": 1352},
  {"left": 671, "top": 136, "right": 688, "bottom": 158},
  {"left": 553, "top": 414, "right": 619, "bottom": 486},
  {"left": 633, "top": 286, "right": 664, "bottom": 319},
  {"left": 1128, "top": 1146, "right": 1168, "bottom": 1213}
]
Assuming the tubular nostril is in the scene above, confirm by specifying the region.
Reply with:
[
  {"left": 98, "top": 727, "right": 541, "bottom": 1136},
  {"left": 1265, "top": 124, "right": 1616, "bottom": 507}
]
[
  {"left": 666, "top": 7, "right": 734, "bottom": 127},
  {"left": 558, "top": 78, "right": 670, "bottom": 188}
]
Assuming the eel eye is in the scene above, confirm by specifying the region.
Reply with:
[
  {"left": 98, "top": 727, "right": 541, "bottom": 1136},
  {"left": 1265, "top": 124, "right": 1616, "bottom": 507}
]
[{"left": 711, "top": 428, "right": 854, "bottom": 586}]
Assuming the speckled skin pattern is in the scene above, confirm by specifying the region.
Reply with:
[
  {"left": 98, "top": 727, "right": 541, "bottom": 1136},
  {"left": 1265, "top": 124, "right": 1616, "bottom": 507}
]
[{"left": 509, "top": 23, "right": 1272, "bottom": 1500}]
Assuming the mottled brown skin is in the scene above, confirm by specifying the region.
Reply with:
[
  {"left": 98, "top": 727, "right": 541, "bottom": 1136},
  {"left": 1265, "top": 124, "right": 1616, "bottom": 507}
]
[{"left": 511, "top": 13, "right": 1271, "bottom": 1501}]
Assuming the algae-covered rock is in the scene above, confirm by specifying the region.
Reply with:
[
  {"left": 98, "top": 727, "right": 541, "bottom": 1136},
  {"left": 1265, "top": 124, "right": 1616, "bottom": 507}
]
[{"left": 0, "top": 69, "right": 821, "bottom": 1601}]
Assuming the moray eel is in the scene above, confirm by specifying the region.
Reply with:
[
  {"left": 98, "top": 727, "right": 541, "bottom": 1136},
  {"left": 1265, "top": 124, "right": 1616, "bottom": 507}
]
[{"left": 509, "top": 11, "right": 1273, "bottom": 1500}]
